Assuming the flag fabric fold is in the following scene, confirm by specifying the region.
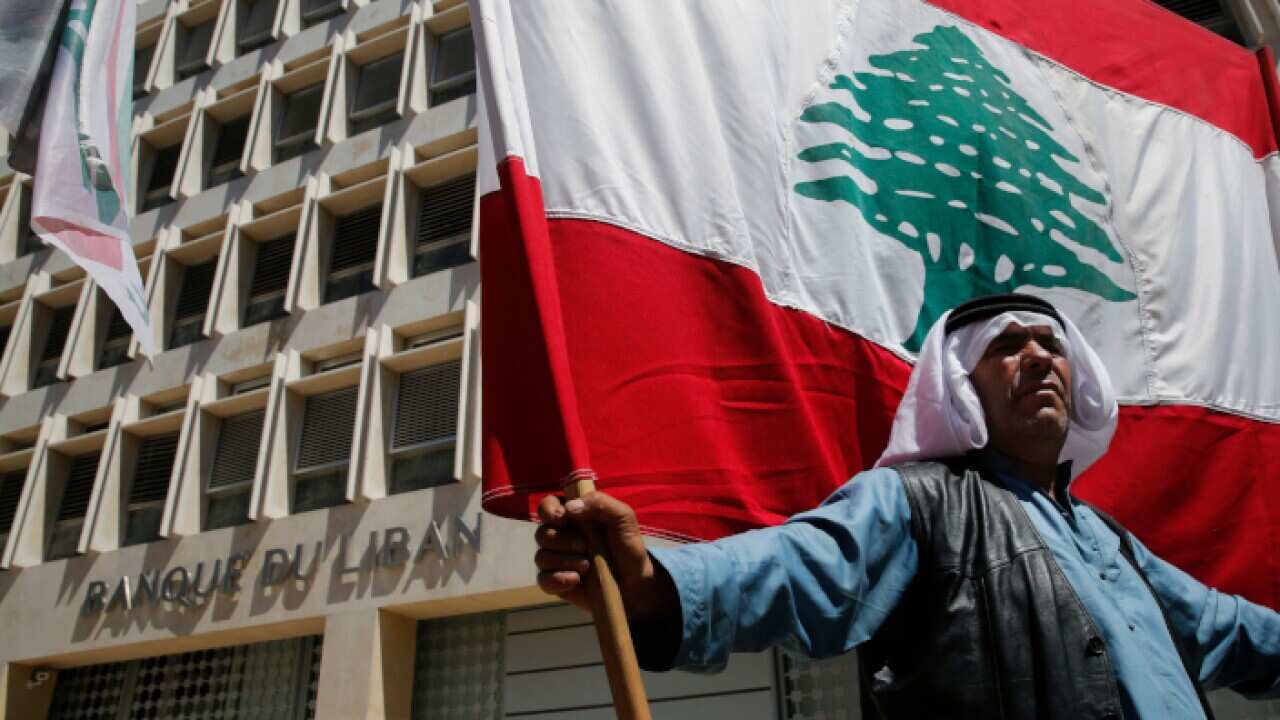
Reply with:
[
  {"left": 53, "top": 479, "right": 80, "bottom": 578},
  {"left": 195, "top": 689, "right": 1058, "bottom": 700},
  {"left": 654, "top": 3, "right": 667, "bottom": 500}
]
[
  {"left": 31, "top": 0, "right": 153, "bottom": 356},
  {"left": 474, "top": 0, "right": 1280, "bottom": 608}
]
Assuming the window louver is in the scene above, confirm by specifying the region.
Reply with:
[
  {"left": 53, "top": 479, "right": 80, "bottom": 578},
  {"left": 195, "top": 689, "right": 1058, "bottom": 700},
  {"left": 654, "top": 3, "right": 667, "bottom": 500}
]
[
  {"left": 105, "top": 305, "right": 132, "bottom": 341},
  {"left": 249, "top": 235, "right": 294, "bottom": 297},
  {"left": 330, "top": 205, "right": 381, "bottom": 272},
  {"left": 174, "top": 260, "right": 216, "bottom": 321},
  {"left": 0, "top": 470, "right": 25, "bottom": 536},
  {"left": 1153, "top": 0, "right": 1242, "bottom": 40},
  {"left": 418, "top": 175, "right": 474, "bottom": 246},
  {"left": 296, "top": 386, "right": 357, "bottom": 471},
  {"left": 58, "top": 453, "right": 100, "bottom": 521},
  {"left": 130, "top": 434, "right": 178, "bottom": 505},
  {"left": 41, "top": 305, "right": 74, "bottom": 361},
  {"left": 210, "top": 410, "right": 264, "bottom": 489},
  {"left": 393, "top": 360, "right": 461, "bottom": 450}
]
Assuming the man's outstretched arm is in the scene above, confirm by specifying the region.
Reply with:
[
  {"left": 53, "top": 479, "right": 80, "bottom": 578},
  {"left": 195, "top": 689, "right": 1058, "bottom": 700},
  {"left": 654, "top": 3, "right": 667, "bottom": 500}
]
[
  {"left": 533, "top": 468, "right": 918, "bottom": 673},
  {"left": 1130, "top": 533, "right": 1280, "bottom": 697}
]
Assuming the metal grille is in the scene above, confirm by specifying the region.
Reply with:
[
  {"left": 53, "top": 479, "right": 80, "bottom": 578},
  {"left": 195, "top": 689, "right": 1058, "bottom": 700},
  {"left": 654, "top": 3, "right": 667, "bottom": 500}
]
[
  {"left": 47, "top": 657, "right": 132, "bottom": 720},
  {"left": 410, "top": 613, "right": 505, "bottom": 720},
  {"left": 296, "top": 386, "right": 357, "bottom": 471},
  {"left": 249, "top": 235, "right": 295, "bottom": 297},
  {"left": 393, "top": 360, "right": 460, "bottom": 450},
  {"left": 239, "top": 0, "right": 277, "bottom": 53},
  {"left": 777, "top": 646, "right": 861, "bottom": 719},
  {"left": 210, "top": 410, "right": 264, "bottom": 490},
  {"left": 417, "top": 175, "right": 474, "bottom": 246},
  {"left": 130, "top": 433, "right": 178, "bottom": 505},
  {"left": 330, "top": 204, "right": 381, "bottom": 272},
  {"left": 58, "top": 452, "right": 100, "bottom": 522},
  {"left": 0, "top": 469, "right": 24, "bottom": 536},
  {"left": 177, "top": 19, "right": 215, "bottom": 78},
  {"left": 41, "top": 305, "right": 74, "bottom": 361},
  {"left": 133, "top": 44, "right": 155, "bottom": 98},
  {"left": 175, "top": 259, "right": 217, "bottom": 321},
  {"left": 105, "top": 303, "right": 132, "bottom": 341},
  {"left": 48, "top": 635, "right": 323, "bottom": 720}
]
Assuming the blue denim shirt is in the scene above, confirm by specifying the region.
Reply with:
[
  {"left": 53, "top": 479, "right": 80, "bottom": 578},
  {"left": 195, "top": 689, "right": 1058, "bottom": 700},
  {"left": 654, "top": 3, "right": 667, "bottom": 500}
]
[{"left": 650, "top": 465, "right": 1280, "bottom": 719}]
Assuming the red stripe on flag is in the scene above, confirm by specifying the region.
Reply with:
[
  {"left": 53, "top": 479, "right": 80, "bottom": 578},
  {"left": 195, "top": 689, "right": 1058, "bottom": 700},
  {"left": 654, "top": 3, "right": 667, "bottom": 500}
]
[
  {"left": 481, "top": 158, "right": 911, "bottom": 539},
  {"left": 33, "top": 216, "right": 124, "bottom": 270},
  {"left": 481, "top": 157, "right": 1280, "bottom": 607},
  {"left": 481, "top": 157, "right": 595, "bottom": 499},
  {"left": 1077, "top": 406, "right": 1280, "bottom": 610},
  {"left": 928, "top": 0, "right": 1279, "bottom": 158}
]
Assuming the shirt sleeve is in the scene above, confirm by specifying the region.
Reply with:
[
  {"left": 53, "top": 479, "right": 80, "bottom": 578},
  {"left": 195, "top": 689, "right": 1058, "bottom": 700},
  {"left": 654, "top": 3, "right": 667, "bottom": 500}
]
[
  {"left": 646, "top": 467, "right": 918, "bottom": 672},
  {"left": 1129, "top": 532, "right": 1280, "bottom": 697}
]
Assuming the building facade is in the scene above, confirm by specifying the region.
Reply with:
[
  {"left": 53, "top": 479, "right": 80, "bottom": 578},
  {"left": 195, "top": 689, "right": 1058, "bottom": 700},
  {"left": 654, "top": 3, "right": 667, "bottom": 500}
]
[{"left": 0, "top": 0, "right": 1276, "bottom": 718}]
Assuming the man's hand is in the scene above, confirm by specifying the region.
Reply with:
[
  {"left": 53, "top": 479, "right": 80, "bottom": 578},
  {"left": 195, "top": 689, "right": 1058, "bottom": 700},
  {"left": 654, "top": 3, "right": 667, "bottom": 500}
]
[{"left": 535, "top": 492, "right": 679, "bottom": 623}]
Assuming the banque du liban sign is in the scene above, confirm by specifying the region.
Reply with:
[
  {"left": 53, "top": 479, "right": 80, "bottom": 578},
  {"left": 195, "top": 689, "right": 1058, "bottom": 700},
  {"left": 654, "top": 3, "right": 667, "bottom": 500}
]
[{"left": 80, "top": 513, "right": 482, "bottom": 617}]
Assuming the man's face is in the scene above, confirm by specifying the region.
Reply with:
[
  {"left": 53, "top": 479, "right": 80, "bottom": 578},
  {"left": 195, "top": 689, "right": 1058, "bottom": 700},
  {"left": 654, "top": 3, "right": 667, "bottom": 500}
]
[{"left": 968, "top": 322, "right": 1073, "bottom": 456}]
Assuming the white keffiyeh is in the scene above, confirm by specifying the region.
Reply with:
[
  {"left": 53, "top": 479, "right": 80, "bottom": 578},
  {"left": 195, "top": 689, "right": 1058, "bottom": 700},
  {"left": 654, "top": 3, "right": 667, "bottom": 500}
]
[{"left": 875, "top": 310, "right": 1118, "bottom": 479}]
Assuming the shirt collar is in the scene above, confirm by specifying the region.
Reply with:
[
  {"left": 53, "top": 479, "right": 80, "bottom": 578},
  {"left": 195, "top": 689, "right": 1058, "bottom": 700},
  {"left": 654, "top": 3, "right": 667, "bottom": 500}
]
[{"left": 976, "top": 450, "right": 1076, "bottom": 515}]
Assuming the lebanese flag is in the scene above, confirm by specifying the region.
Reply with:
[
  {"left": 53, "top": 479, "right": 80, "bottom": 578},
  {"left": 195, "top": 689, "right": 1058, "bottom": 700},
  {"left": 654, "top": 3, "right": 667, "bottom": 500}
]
[
  {"left": 474, "top": 0, "right": 1280, "bottom": 608},
  {"left": 31, "top": 0, "right": 155, "bottom": 355}
]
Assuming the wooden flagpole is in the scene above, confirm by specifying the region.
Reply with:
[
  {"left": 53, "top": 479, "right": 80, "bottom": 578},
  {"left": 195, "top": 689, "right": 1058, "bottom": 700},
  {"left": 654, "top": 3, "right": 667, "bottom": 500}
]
[{"left": 564, "top": 473, "right": 654, "bottom": 720}]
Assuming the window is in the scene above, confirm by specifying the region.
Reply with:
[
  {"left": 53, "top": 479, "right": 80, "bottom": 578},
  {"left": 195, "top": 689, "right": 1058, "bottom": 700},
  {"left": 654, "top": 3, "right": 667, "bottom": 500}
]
[
  {"left": 0, "top": 469, "right": 24, "bottom": 545},
  {"left": 170, "top": 259, "right": 216, "bottom": 349},
  {"left": 275, "top": 83, "right": 323, "bottom": 162},
  {"left": 47, "top": 452, "right": 98, "bottom": 560},
  {"left": 206, "top": 409, "right": 262, "bottom": 529},
  {"left": 349, "top": 53, "right": 403, "bottom": 136},
  {"left": 389, "top": 360, "right": 460, "bottom": 494},
  {"left": 141, "top": 144, "right": 180, "bottom": 211},
  {"left": 300, "top": 0, "right": 344, "bottom": 28},
  {"left": 410, "top": 613, "right": 505, "bottom": 720},
  {"left": 207, "top": 115, "right": 250, "bottom": 188},
  {"left": 1153, "top": 0, "right": 1243, "bottom": 42},
  {"left": 429, "top": 28, "right": 476, "bottom": 107},
  {"left": 99, "top": 303, "right": 132, "bottom": 369},
  {"left": 324, "top": 204, "right": 380, "bottom": 303},
  {"left": 0, "top": 324, "right": 10, "bottom": 359},
  {"left": 133, "top": 43, "right": 156, "bottom": 99},
  {"left": 238, "top": 0, "right": 277, "bottom": 54},
  {"left": 244, "top": 234, "right": 294, "bottom": 326},
  {"left": 124, "top": 433, "right": 177, "bottom": 546},
  {"left": 48, "top": 636, "right": 323, "bottom": 719},
  {"left": 17, "top": 182, "right": 39, "bottom": 255},
  {"left": 293, "top": 386, "right": 356, "bottom": 512},
  {"left": 176, "top": 18, "right": 215, "bottom": 80},
  {"left": 413, "top": 174, "right": 474, "bottom": 277},
  {"left": 33, "top": 304, "right": 73, "bottom": 389}
]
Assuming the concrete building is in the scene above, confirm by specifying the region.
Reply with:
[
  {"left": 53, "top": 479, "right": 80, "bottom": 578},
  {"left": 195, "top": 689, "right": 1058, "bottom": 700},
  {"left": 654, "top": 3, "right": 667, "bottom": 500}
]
[{"left": 0, "top": 0, "right": 1276, "bottom": 718}]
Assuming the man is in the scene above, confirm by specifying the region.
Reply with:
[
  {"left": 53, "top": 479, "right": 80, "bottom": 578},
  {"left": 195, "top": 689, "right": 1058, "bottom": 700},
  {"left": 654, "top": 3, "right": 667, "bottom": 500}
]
[{"left": 534, "top": 293, "right": 1280, "bottom": 719}]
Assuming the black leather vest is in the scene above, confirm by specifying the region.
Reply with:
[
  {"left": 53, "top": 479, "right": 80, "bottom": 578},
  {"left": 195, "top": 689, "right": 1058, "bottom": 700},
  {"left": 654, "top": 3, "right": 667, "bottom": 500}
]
[{"left": 858, "top": 458, "right": 1210, "bottom": 720}]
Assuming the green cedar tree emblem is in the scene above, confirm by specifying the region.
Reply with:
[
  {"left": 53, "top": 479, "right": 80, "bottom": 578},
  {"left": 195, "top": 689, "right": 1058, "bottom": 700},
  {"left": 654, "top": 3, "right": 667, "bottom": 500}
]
[
  {"left": 61, "top": 0, "right": 122, "bottom": 225},
  {"left": 794, "top": 25, "right": 1135, "bottom": 351}
]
